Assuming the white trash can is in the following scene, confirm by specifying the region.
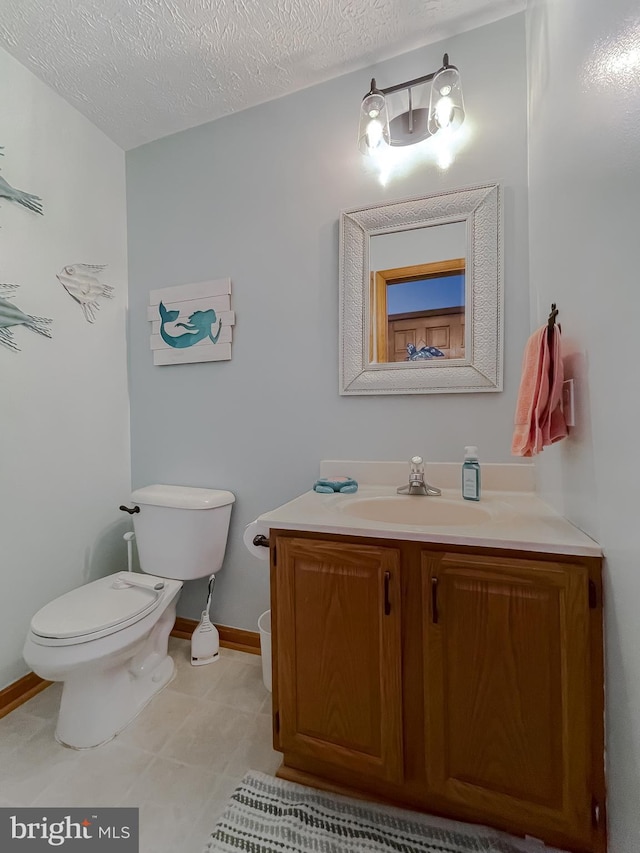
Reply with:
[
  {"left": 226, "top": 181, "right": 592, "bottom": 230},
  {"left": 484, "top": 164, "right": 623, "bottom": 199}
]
[{"left": 258, "top": 609, "right": 272, "bottom": 692}]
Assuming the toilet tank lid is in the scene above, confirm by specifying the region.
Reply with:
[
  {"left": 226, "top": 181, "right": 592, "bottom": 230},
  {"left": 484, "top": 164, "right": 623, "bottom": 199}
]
[{"left": 131, "top": 484, "right": 235, "bottom": 510}]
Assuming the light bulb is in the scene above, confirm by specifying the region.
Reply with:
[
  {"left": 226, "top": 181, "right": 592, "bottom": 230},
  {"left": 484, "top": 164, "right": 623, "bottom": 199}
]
[
  {"left": 435, "top": 96, "right": 454, "bottom": 129},
  {"left": 428, "top": 63, "right": 465, "bottom": 136},
  {"left": 358, "top": 90, "right": 389, "bottom": 155},
  {"left": 366, "top": 118, "right": 384, "bottom": 150}
]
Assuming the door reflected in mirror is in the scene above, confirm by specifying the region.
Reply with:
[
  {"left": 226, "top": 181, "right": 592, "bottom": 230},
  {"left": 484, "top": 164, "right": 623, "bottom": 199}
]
[
  {"left": 369, "top": 258, "right": 466, "bottom": 363},
  {"left": 368, "top": 221, "right": 467, "bottom": 364}
]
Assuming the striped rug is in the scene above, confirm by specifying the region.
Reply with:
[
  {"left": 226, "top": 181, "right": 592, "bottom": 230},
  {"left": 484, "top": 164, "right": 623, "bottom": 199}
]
[{"left": 204, "top": 771, "right": 563, "bottom": 853}]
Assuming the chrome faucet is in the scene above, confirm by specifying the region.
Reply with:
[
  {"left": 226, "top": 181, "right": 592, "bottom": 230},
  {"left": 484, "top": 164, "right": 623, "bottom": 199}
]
[{"left": 397, "top": 456, "right": 442, "bottom": 496}]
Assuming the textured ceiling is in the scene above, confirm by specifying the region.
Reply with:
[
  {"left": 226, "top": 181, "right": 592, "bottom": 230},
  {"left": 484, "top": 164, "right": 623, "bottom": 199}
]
[{"left": 0, "top": 0, "right": 523, "bottom": 150}]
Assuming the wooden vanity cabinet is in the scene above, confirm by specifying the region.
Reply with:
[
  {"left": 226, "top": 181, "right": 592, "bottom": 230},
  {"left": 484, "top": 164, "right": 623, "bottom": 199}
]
[
  {"left": 423, "top": 550, "right": 598, "bottom": 849},
  {"left": 271, "top": 536, "right": 403, "bottom": 781},
  {"left": 270, "top": 531, "right": 605, "bottom": 853}
]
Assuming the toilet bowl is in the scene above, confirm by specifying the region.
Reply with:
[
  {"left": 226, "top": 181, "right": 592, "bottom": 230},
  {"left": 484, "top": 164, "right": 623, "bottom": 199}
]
[
  {"left": 23, "top": 484, "right": 235, "bottom": 749},
  {"left": 24, "top": 572, "right": 182, "bottom": 748}
]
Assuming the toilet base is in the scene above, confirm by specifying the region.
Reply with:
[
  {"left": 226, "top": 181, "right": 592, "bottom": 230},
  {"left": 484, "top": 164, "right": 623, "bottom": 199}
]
[
  {"left": 55, "top": 655, "right": 175, "bottom": 749},
  {"left": 54, "top": 600, "right": 178, "bottom": 749}
]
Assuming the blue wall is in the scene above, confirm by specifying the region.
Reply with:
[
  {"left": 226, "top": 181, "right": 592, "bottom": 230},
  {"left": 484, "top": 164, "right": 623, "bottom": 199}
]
[{"left": 126, "top": 14, "right": 529, "bottom": 629}]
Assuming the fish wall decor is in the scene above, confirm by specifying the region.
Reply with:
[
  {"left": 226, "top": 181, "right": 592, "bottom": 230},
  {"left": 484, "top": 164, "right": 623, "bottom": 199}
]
[
  {"left": 147, "top": 278, "right": 234, "bottom": 365},
  {"left": 0, "top": 147, "right": 43, "bottom": 215},
  {"left": 56, "top": 264, "right": 114, "bottom": 323},
  {"left": 0, "top": 283, "right": 52, "bottom": 351}
]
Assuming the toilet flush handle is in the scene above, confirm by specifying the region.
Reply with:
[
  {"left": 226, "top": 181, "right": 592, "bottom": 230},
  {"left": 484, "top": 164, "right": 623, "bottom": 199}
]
[
  {"left": 112, "top": 574, "right": 165, "bottom": 592},
  {"left": 119, "top": 504, "right": 140, "bottom": 514}
]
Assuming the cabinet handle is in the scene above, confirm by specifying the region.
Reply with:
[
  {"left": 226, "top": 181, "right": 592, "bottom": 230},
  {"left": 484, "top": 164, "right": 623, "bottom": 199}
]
[
  {"left": 431, "top": 577, "right": 439, "bottom": 623},
  {"left": 384, "top": 571, "right": 391, "bottom": 615}
]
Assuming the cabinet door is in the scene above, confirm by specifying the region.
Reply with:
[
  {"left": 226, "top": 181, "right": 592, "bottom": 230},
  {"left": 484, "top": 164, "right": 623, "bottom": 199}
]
[
  {"left": 423, "top": 551, "right": 592, "bottom": 846},
  {"left": 275, "top": 536, "right": 403, "bottom": 782}
]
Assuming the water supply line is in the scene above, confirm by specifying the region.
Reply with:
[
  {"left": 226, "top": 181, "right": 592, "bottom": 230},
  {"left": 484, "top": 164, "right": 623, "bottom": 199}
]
[{"left": 123, "top": 531, "right": 135, "bottom": 573}]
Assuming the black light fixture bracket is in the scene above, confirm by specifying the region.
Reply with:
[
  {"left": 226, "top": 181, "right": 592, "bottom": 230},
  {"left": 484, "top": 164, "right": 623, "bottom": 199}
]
[{"left": 369, "top": 53, "right": 452, "bottom": 98}]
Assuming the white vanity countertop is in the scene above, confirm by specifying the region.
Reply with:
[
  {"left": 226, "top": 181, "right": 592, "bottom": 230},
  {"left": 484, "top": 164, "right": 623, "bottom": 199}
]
[{"left": 257, "top": 485, "right": 602, "bottom": 558}]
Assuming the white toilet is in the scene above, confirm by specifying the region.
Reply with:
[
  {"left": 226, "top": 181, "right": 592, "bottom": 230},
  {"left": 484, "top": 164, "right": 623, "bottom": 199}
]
[{"left": 23, "top": 484, "right": 235, "bottom": 749}]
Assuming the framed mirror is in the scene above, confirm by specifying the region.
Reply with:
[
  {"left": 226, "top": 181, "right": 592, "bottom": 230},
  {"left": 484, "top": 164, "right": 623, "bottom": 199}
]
[{"left": 339, "top": 183, "right": 502, "bottom": 395}]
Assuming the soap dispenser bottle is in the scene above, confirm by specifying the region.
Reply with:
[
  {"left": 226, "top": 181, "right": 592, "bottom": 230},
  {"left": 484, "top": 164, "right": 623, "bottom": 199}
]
[{"left": 462, "top": 446, "right": 481, "bottom": 501}]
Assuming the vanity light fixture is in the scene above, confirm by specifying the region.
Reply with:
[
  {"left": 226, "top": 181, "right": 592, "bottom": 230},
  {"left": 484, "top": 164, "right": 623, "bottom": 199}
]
[{"left": 358, "top": 53, "right": 465, "bottom": 155}]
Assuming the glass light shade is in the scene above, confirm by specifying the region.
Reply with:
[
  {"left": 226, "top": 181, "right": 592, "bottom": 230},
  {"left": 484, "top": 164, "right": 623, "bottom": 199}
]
[
  {"left": 428, "top": 65, "right": 465, "bottom": 135},
  {"left": 358, "top": 92, "right": 390, "bottom": 155}
]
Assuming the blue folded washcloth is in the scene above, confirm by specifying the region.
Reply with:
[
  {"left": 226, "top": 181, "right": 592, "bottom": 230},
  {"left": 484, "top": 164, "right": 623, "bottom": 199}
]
[{"left": 313, "top": 477, "right": 358, "bottom": 494}]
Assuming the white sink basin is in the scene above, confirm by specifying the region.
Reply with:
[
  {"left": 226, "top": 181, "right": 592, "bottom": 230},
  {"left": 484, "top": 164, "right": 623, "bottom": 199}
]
[{"left": 340, "top": 495, "right": 492, "bottom": 527}]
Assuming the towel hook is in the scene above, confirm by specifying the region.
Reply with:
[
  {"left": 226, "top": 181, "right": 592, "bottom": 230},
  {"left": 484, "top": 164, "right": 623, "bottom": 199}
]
[{"left": 547, "top": 303, "right": 559, "bottom": 329}]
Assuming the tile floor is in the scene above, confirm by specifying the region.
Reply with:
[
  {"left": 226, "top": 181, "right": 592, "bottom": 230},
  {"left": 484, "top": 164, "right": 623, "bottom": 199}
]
[
  {"left": 0, "top": 638, "right": 279, "bottom": 853},
  {"left": 0, "top": 640, "right": 566, "bottom": 853}
]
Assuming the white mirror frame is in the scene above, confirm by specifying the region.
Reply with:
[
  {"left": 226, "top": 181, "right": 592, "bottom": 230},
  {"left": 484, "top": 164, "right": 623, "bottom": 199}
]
[{"left": 339, "top": 183, "right": 503, "bottom": 395}]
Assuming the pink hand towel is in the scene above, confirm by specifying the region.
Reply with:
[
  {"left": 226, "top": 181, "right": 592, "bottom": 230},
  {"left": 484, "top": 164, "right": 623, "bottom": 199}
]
[
  {"left": 512, "top": 324, "right": 567, "bottom": 456},
  {"left": 543, "top": 325, "right": 568, "bottom": 446},
  {"left": 511, "top": 326, "right": 549, "bottom": 457}
]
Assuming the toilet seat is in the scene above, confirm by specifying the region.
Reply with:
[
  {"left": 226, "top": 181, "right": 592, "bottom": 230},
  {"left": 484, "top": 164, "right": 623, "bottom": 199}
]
[{"left": 30, "top": 572, "right": 165, "bottom": 647}]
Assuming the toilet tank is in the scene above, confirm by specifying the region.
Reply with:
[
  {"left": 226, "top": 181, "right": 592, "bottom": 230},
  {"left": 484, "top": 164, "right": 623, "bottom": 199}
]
[{"left": 129, "top": 485, "right": 235, "bottom": 580}]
